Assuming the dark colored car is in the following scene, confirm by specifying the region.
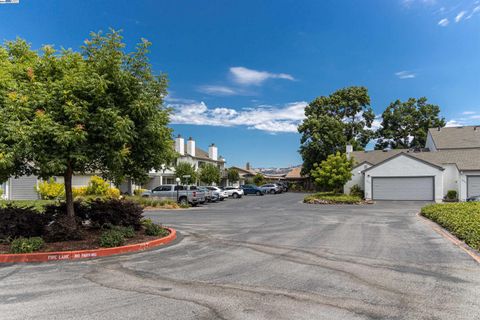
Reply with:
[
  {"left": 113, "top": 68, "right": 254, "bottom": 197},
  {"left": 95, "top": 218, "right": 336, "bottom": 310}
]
[
  {"left": 240, "top": 184, "right": 265, "bottom": 196},
  {"left": 467, "top": 195, "right": 480, "bottom": 202},
  {"left": 277, "top": 181, "right": 289, "bottom": 192}
]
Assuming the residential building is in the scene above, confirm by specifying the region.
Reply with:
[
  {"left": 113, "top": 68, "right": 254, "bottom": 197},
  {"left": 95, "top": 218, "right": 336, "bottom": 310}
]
[
  {"left": 142, "top": 135, "right": 226, "bottom": 190},
  {"left": 345, "top": 125, "right": 480, "bottom": 202}
]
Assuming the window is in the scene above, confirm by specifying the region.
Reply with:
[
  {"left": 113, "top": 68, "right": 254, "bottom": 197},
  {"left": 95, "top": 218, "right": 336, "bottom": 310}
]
[
  {"left": 189, "top": 186, "right": 197, "bottom": 190},
  {"left": 174, "top": 185, "right": 185, "bottom": 191}
]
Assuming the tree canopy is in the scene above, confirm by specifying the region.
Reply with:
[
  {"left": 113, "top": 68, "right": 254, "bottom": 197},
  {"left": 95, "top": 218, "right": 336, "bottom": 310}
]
[
  {"left": 226, "top": 168, "right": 240, "bottom": 183},
  {"left": 298, "top": 86, "right": 374, "bottom": 174},
  {"left": 0, "top": 30, "right": 175, "bottom": 227},
  {"left": 375, "top": 97, "right": 445, "bottom": 150},
  {"left": 310, "top": 152, "right": 353, "bottom": 192},
  {"left": 199, "top": 163, "right": 221, "bottom": 185},
  {"left": 253, "top": 173, "right": 265, "bottom": 186},
  {"left": 174, "top": 162, "right": 197, "bottom": 184}
]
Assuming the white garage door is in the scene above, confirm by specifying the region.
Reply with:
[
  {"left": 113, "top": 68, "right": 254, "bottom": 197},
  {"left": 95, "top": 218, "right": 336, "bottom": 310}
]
[
  {"left": 467, "top": 176, "right": 480, "bottom": 198},
  {"left": 372, "top": 177, "right": 434, "bottom": 201}
]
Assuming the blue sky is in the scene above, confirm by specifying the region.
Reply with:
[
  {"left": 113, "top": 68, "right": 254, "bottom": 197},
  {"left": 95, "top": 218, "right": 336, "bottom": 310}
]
[{"left": 0, "top": 0, "right": 479, "bottom": 168}]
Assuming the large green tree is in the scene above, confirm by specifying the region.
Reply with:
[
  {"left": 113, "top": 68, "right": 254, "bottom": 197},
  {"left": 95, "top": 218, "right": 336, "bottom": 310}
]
[
  {"left": 175, "top": 162, "right": 197, "bottom": 184},
  {"left": 310, "top": 152, "right": 353, "bottom": 192},
  {"left": 298, "top": 86, "right": 374, "bottom": 175},
  {"left": 226, "top": 168, "right": 240, "bottom": 184},
  {"left": 0, "top": 31, "right": 175, "bottom": 230},
  {"left": 199, "top": 163, "right": 221, "bottom": 185},
  {"left": 375, "top": 97, "right": 445, "bottom": 150}
]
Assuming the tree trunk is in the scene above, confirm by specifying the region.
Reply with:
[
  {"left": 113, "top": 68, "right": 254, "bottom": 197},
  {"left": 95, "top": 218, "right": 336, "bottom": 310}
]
[{"left": 64, "top": 162, "right": 76, "bottom": 228}]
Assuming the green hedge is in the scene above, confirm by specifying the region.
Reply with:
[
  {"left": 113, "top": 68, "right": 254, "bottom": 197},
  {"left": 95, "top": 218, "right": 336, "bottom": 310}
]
[
  {"left": 421, "top": 202, "right": 480, "bottom": 251},
  {"left": 304, "top": 192, "right": 362, "bottom": 204}
]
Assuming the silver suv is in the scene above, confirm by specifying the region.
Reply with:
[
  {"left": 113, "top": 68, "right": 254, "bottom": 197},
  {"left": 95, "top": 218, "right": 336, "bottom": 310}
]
[{"left": 260, "top": 183, "right": 283, "bottom": 194}]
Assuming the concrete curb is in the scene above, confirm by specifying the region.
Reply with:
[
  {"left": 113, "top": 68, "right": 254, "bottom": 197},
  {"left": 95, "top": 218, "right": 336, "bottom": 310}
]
[
  {"left": 0, "top": 228, "right": 176, "bottom": 264},
  {"left": 417, "top": 213, "right": 480, "bottom": 264}
]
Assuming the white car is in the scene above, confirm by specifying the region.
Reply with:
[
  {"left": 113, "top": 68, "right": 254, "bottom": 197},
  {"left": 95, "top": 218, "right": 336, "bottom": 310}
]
[
  {"left": 222, "top": 187, "right": 244, "bottom": 199},
  {"left": 207, "top": 186, "right": 228, "bottom": 201}
]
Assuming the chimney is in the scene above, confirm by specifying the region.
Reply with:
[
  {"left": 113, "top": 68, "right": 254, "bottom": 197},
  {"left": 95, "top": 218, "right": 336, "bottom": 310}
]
[
  {"left": 187, "top": 137, "right": 195, "bottom": 157},
  {"left": 346, "top": 144, "right": 353, "bottom": 160},
  {"left": 208, "top": 143, "right": 218, "bottom": 161},
  {"left": 175, "top": 134, "right": 185, "bottom": 156},
  {"left": 246, "top": 162, "right": 251, "bottom": 170}
]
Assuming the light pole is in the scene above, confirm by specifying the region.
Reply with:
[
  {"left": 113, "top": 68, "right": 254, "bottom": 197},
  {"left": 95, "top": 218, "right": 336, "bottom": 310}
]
[{"left": 175, "top": 177, "right": 181, "bottom": 202}]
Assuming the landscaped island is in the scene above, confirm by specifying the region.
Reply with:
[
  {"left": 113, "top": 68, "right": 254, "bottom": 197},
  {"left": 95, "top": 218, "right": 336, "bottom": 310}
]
[
  {"left": 421, "top": 202, "right": 480, "bottom": 251},
  {"left": 304, "top": 192, "right": 363, "bottom": 205},
  {"left": 0, "top": 198, "right": 170, "bottom": 255}
]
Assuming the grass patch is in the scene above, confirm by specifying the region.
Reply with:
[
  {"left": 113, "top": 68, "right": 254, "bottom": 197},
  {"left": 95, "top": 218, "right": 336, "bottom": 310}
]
[
  {"left": 304, "top": 192, "right": 362, "bottom": 204},
  {"left": 0, "top": 200, "right": 57, "bottom": 212},
  {"left": 124, "top": 196, "right": 181, "bottom": 209},
  {"left": 421, "top": 202, "right": 480, "bottom": 251}
]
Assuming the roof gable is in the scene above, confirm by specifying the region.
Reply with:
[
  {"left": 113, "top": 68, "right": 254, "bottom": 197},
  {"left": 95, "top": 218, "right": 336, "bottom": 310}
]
[{"left": 363, "top": 152, "right": 445, "bottom": 173}]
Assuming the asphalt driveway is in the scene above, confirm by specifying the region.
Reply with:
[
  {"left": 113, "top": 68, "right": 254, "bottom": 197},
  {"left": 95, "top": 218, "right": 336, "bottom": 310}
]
[{"left": 1, "top": 193, "right": 479, "bottom": 319}]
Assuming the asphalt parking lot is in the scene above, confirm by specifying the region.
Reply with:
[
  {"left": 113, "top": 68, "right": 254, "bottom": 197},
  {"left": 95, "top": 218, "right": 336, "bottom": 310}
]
[{"left": 1, "top": 193, "right": 479, "bottom": 319}]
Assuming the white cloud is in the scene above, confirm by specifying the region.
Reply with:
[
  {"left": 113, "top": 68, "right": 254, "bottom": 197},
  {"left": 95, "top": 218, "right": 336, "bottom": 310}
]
[
  {"left": 445, "top": 119, "right": 464, "bottom": 127},
  {"left": 229, "top": 66, "right": 295, "bottom": 86},
  {"left": 169, "top": 100, "right": 307, "bottom": 133},
  {"left": 197, "top": 85, "right": 240, "bottom": 96},
  {"left": 462, "top": 111, "right": 476, "bottom": 115},
  {"left": 438, "top": 18, "right": 449, "bottom": 26},
  {"left": 470, "top": 115, "right": 480, "bottom": 120},
  {"left": 466, "top": 5, "right": 480, "bottom": 19},
  {"left": 395, "top": 70, "right": 416, "bottom": 79},
  {"left": 455, "top": 10, "right": 467, "bottom": 22}
]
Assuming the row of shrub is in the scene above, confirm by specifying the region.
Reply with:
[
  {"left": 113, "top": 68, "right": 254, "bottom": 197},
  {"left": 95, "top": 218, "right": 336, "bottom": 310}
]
[
  {"left": 36, "top": 176, "right": 120, "bottom": 200},
  {"left": 304, "top": 192, "right": 363, "bottom": 204},
  {"left": 421, "top": 202, "right": 480, "bottom": 251},
  {"left": 124, "top": 196, "right": 181, "bottom": 209}
]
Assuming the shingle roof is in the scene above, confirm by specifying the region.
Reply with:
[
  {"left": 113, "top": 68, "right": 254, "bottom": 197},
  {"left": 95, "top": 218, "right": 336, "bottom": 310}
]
[
  {"left": 351, "top": 148, "right": 480, "bottom": 171},
  {"left": 183, "top": 144, "right": 224, "bottom": 162},
  {"left": 428, "top": 125, "right": 480, "bottom": 150},
  {"left": 285, "top": 167, "right": 304, "bottom": 179}
]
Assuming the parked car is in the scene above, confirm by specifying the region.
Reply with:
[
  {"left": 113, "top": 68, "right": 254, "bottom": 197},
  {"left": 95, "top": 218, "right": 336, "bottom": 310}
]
[
  {"left": 260, "top": 183, "right": 283, "bottom": 194},
  {"left": 207, "top": 186, "right": 228, "bottom": 201},
  {"left": 185, "top": 185, "right": 207, "bottom": 204},
  {"left": 222, "top": 186, "right": 244, "bottom": 199},
  {"left": 467, "top": 195, "right": 480, "bottom": 202},
  {"left": 277, "top": 181, "right": 289, "bottom": 192},
  {"left": 198, "top": 186, "right": 218, "bottom": 202},
  {"left": 141, "top": 184, "right": 202, "bottom": 206},
  {"left": 241, "top": 184, "right": 265, "bottom": 196}
]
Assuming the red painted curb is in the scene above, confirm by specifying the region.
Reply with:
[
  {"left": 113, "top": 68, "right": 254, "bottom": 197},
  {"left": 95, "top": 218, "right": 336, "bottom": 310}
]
[{"left": 0, "top": 228, "right": 176, "bottom": 263}]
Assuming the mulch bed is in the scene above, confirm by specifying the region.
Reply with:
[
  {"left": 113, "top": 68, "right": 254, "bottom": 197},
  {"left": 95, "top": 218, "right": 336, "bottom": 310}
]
[{"left": 0, "top": 228, "right": 168, "bottom": 254}]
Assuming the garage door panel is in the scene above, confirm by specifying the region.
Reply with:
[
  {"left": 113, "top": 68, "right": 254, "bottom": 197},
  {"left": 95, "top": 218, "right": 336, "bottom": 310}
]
[
  {"left": 467, "top": 176, "right": 480, "bottom": 198},
  {"left": 10, "top": 176, "right": 39, "bottom": 200},
  {"left": 372, "top": 177, "right": 434, "bottom": 201}
]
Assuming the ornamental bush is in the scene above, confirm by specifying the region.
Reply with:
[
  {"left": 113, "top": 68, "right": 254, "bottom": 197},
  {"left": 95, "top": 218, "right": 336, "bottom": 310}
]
[
  {"left": 87, "top": 198, "right": 143, "bottom": 230},
  {"left": 10, "top": 237, "right": 45, "bottom": 253},
  {"left": 86, "top": 176, "right": 110, "bottom": 196},
  {"left": 72, "top": 186, "right": 87, "bottom": 198},
  {"left": 36, "top": 178, "right": 65, "bottom": 200},
  {"left": 142, "top": 218, "right": 169, "bottom": 237},
  {"left": 310, "top": 152, "right": 353, "bottom": 192},
  {"left": 446, "top": 190, "right": 458, "bottom": 200},
  {"left": 99, "top": 229, "right": 125, "bottom": 247},
  {"left": 0, "top": 205, "right": 49, "bottom": 239},
  {"left": 105, "top": 187, "right": 121, "bottom": 199},
  {"left": 421, "top": 202, "right": 480, "bottom": 250}
]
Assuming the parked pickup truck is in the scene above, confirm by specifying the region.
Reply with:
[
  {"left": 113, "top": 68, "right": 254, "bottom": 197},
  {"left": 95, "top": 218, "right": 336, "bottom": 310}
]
[{"left": 141, "top": 184, "right": 204, "bottom": 206}]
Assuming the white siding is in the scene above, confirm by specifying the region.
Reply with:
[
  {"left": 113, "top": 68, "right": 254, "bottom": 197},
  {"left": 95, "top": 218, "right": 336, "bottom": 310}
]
[
  {"left": 364, "top": 154, "right": 444, "bottom": 202},
  {"left": 442, "top": 164, "right": 460, "bottom": 198},
  {"left": 9, "top": 176, "right": 39, "bottom": 200},
  {"left": 344, "top": 163, "right": 371, "bottom": 194},
  {"left": 425, "top": 131, "right": 437, "bottom": 151}
]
